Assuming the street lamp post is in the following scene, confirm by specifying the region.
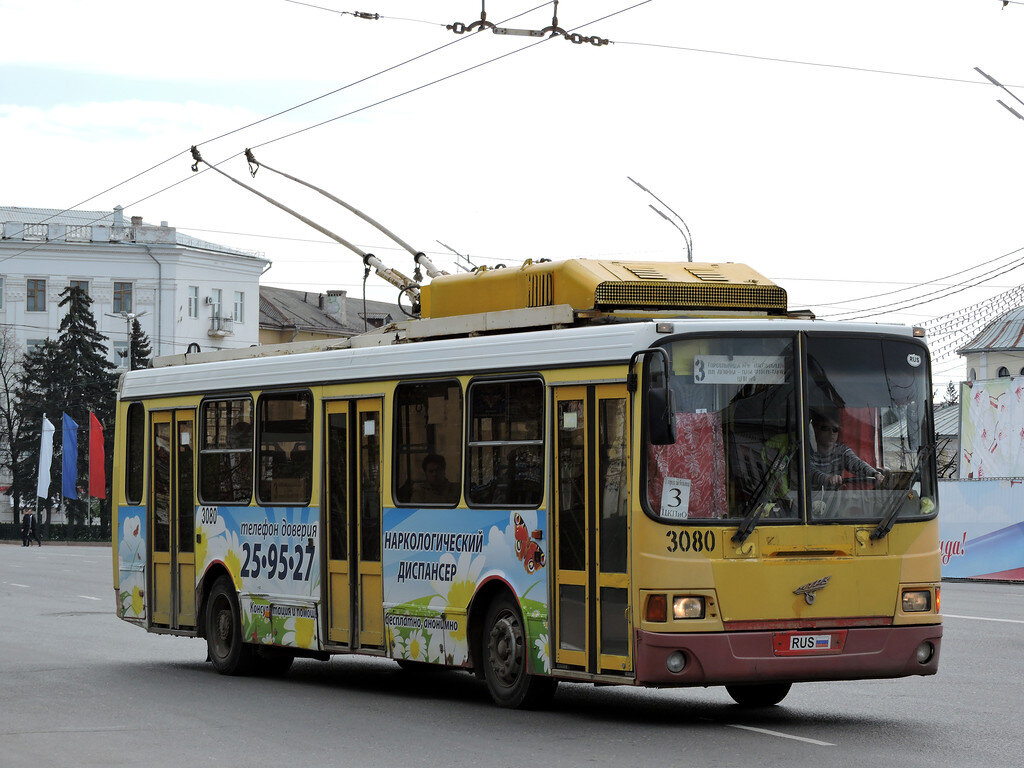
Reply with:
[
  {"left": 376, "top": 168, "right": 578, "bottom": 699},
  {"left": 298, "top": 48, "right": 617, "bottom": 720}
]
[{"left": 627, "top": 176, "right": 693, "bottom": 262}]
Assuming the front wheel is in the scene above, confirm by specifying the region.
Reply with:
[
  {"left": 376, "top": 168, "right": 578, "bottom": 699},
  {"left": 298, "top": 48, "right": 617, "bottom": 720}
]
[
  {"left": 725, "top": 682, "right": 792, "bottom": 707},
  {"left": 482, "top": 594, "right": 557, "bottom": 709},
  {"left": 205, "top": 575, "right": 255, "bottom": 675}
]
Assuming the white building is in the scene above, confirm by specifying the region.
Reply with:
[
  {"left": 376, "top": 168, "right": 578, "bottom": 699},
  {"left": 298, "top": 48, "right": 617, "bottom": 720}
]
[
  {"left": 0, "top": 205, "right": 269, "bottom": 521},
  {"left": 0, "top": 206, "right": 269, "bottom": 364},
  {"left": 958, "top": 305, "right": 1024, "bottom": 382}
]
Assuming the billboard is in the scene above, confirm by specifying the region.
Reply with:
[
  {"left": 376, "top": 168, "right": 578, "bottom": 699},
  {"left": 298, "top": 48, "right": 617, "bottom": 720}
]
[
  {"left": 938, "top": 479, "right": 1024, "bottom": 581},
  {"left": 959, "top": 377, "right": 1024, "bottom": 479}
]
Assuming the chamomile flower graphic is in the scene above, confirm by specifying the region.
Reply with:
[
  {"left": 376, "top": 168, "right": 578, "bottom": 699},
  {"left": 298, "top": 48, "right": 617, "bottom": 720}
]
[
  {"left": 534, "top": 632, "right": 550, "bottom": 673},
  {"left": 281, "top": 616, "right": 316, "bottom": 649},
  {"left": 428, "top": 550, "right": 485, "bottom": 665}
]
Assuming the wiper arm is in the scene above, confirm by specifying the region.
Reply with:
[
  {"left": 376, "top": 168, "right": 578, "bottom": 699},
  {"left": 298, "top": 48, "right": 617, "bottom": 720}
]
[
  {"left": 870, "top": 442, "right": 934, "bottom": 541},
  {"left": 733, "top": 444, "right": 796, "bottom": 545}
]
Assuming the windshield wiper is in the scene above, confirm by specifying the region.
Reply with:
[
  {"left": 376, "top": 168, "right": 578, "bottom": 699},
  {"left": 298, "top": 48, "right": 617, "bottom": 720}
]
[
  {"left": 870, "top": 442, "right": 935, "bottom": 541},
  {"left": 732, "top": 444, "right": 796, "bottom": 545}
]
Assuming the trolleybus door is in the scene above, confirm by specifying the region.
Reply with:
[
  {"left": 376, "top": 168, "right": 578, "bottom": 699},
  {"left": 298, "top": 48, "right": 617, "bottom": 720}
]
[
  {"left": 553, "top": 385, "right": 632, "bottom": 675},
  {"left": 325, "top": 399, "right": 384, "bottom": 648},
  {"left": 149, "top": 410, "right": 196, "bottom": 629}
]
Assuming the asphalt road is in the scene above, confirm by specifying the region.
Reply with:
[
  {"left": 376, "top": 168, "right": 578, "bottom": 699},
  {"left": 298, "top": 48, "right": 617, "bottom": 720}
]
[{"left": 1, "top": 543, "right": 1020, "bottom": 768}]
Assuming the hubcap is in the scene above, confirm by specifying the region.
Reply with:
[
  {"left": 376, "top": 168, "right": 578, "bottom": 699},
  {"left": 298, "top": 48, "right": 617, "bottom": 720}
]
[
  {"left": 488, "top": 611, "right": 524, "bottom": 686},
  {"left": 212, "top": 598, "right": 232, "bottom": 658}
]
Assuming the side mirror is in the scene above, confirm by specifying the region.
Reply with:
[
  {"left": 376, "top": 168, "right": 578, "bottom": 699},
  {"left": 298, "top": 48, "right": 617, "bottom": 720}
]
[{"left": 647, "top": 386, "right": 676, "bottom": 445}]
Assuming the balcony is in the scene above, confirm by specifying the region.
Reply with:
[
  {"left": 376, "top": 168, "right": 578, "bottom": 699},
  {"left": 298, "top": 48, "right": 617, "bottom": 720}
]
[{"left": 208, "top": 316, "right": 235, "bottom": 338}]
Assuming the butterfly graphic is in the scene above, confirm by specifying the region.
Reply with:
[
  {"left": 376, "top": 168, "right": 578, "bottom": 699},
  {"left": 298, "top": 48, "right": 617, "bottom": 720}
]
[{"left": 513, "top": 513, "right": 545, "bottom": 574}]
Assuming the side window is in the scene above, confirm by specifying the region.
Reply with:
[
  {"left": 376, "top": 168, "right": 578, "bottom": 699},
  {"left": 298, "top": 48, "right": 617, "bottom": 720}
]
[
  {"left": 394, "top": 380, "right": 463, "bottom": 506},
  {"left": 125, "top": 403, "right": 145, "bottom": 504},
  {"left": 199, "top": 398, "right": 253, "bottom": 504},
  {"left": 257, "top": 391, "right": 313, "bottom": 505},
  {"left": 467, "top": 379, "right": 544, "bottom": 507}
]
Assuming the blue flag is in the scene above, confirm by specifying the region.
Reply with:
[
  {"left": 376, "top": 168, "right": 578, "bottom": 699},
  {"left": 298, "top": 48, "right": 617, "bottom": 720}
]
[{"left": 62, "top": 413, "right": 79, "bottom": 499}]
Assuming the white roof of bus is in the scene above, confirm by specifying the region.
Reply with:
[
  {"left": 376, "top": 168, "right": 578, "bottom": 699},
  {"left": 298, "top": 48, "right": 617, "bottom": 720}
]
[{"left": 119, "top": 318, "right": 917, "bottom": 400}]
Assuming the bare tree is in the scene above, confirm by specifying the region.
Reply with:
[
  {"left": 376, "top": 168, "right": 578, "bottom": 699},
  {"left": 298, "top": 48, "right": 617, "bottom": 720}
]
[{"left": 0, "top": 326, "right": 25, "bottom": 522}]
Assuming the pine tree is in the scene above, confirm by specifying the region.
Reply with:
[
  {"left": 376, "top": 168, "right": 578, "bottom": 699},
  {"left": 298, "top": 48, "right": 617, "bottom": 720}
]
[
  {"left": 942, "top": 381, "right": 959, "bottom": 407},
  {"left": 13, "top": 287, "right": 119, "bottom": 533},
  {"left": 129, "top": 318, "right": 153, "bottom": 370},
  {"left": 55, "top": 286, "right": 117, "bottom": 534}
]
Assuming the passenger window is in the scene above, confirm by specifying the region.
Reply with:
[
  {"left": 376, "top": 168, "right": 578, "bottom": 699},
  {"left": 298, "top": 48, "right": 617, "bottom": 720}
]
[
  {"left": 199, "top": 398, "right": 253, "bottom": 504},
  {"left": 125, "top": 403, "right": 145, "bottom": 504},
  {"left": 257, "top": 392, "right": 313, "bottom": 505},
  {"left": 467, "top": 380, "right": 544, "bottom": 507},
  {"left": 394, "top": 380, "right": 462, "bottom": 506}
]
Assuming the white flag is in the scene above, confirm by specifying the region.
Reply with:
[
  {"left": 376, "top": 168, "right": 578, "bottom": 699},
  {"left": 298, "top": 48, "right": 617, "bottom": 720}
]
[{"left": 37, "top": 415, "right": 55, "bottom": 498}]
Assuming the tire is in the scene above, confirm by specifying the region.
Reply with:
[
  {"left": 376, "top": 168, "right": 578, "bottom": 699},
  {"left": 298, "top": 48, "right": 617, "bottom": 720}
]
[
  {"left": 205, "top": 575, "right": 255, "bottom": 675},
  {"left": 482, "top": 594, "right": 557, "bottom": 709},
  {"left": 725, "top": 682, "right": 792, "bottom": 707}
]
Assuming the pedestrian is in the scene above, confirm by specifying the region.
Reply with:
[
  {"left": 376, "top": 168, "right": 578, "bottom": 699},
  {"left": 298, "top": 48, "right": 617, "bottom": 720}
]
[
  {"left": 21, "top": 511, "right": 31, "bottom": 547},
  {"left": 25, "top": 511, "right": 42, "bottom": 547}
]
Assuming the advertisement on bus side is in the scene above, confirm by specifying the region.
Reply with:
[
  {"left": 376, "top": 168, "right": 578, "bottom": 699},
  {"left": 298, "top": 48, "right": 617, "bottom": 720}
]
[{"left": 382, "top": 507, "right": 550, "bottom": 673}]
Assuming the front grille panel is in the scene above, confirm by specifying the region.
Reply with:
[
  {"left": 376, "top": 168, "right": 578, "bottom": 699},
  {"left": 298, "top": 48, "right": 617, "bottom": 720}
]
[{"left": 594, "top": 281, "right": 787, "bottom": 312}]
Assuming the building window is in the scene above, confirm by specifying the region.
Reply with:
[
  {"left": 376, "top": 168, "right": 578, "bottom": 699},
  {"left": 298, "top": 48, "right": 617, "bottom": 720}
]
[
  {"left": 113, "top": 282, "right": 132, "bottom": 314},
  {"left": 0, "top": 276, "right": 4, "bottom": 310},
  {"left": 256, "top": 391, "right": 313, "bottom": 505},
  {"left": 199, "top": 398, "right": 253, "bottom": 504},
  {"left": 969, "top": 368, "right": 977, "bottom": 382},
  {"left": 233, "top": 291, "right": 244, "bottom": 323},
  {"left": 212, "top": 289, "right": 222, "bottom": 318},
  {"left": 998, "top": 366, "right": 1010, "bottom": 378},
  {"left": 112, "top": 341, "right": 129, "bottom": 369},
  {"left": 394, "top": 380, "right": 463, "bottom": 506},
  {"left": 27, "top": 338, "right": 46, "bottom": 354},
  {"left": 188, "top": 286, "right": 199, "bottom": 318},
  {"left": 27, "top": 279, "right": 45, "bottom": 311},
  {"left": 70, "top": 279, "right": 89, "bottom": 296}
]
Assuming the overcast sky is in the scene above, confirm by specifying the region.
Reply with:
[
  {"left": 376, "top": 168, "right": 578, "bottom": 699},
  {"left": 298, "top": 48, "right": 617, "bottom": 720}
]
[{"left": 4, "top": 0, "right": 1024, "bottom": 384}]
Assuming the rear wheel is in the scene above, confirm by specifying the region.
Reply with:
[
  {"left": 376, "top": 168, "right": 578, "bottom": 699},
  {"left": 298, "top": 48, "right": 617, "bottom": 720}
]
[
  {"left": 205, "top": 575, "right": 255, "bottom": 675},
  {"left": 482, "top": 594, "right": 557, "bottom": 709},
  {"left": 725, "top": 682, "right": 792, "bottom": 707}
]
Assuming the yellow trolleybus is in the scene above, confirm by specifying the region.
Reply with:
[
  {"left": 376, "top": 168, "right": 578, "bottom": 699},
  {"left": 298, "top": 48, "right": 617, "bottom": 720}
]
[{"left": 112, "top": 259, "right": 941, "bottom": 708}]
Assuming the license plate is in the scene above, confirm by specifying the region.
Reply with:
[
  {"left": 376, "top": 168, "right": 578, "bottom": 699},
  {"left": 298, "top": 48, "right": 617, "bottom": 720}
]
[{"left": 773, "top": 630, "right": 847, "bottom": 656}]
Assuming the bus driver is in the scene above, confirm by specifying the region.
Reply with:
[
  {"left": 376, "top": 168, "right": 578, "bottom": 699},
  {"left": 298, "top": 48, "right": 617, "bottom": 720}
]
[{"left": 808, "top": 410, "right": 884, "bottom": 490}]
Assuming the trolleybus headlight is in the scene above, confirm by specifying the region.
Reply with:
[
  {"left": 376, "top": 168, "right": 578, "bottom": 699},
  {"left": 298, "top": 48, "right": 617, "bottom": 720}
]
[
  {"left": 646, "top": 594, "right": 668, "bottom": 622},
  {"left": 666, "top": 651, "right": 687, "bottom": 674},
  {"left": 902, "top": 590, "right": 931, "bottom": 612},
  {"left": 672, "top": 596, "right": 705, "bottom": 619},
  {"left": 915, "top": 641, "right": 935, "bottom": 664}
]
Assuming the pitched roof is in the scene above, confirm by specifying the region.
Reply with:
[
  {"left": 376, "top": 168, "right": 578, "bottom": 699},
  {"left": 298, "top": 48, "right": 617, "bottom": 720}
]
[
  {"left": 259, "top": 285, "right": 401, "bottom": 337},
  {"left": 959, "top": 305, "right": 1024, "bottom": 354}
]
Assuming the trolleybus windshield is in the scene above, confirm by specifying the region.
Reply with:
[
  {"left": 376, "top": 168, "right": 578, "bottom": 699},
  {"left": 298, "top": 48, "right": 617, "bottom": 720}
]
[{"left": 645, "top": 333, "right": 936, "bottom": 526}]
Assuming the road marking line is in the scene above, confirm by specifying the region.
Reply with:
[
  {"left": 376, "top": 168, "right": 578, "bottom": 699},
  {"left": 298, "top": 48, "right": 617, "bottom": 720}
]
[
  {"left": 10, "top": 583, "right": 30, "bottom": 588},
  {"left": 78, "top": 595, "right": 101, "bottom": 601},
  {"left": 727, "top": 724, "right": 835, "bottom": 746},
  {"left": 944, "top": 613, "right": 1024, "bottom": 625}
]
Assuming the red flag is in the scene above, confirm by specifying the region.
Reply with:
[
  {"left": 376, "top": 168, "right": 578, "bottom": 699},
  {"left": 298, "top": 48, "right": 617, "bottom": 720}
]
[{"left": 89, "top": 413, "right": 106, "bottom": 499}]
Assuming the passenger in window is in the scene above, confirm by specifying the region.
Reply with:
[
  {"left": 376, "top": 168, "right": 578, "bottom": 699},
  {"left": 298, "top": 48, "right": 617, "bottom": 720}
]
[
  {"left": 421, "top": 454, "right": 459, "bottom": 504},
  {"left": 808, "top": 410, "right": 883, "bottom": 490},
  {"left": 228, "top": 420, "right": 252, "bottom": 449},
  {"left": 291, "top": 440, "right": 312, "bottom": 475}
]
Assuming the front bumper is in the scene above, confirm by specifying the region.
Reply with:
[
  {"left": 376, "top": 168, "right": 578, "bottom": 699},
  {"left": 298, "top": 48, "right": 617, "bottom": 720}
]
[{"left": 635, "top": 623, "right": 942, "bottom": 686}]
